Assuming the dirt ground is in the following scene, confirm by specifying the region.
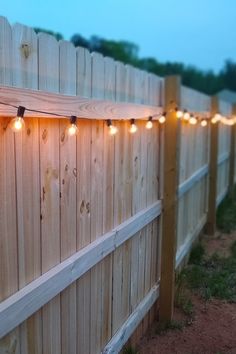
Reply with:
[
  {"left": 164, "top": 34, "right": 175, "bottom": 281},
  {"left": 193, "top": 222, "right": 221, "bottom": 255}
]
[{"left": 137, "top": 232, "right": 236, "bottom": 354}]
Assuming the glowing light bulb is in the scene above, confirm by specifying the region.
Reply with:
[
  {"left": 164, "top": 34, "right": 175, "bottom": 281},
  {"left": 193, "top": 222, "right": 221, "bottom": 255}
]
[
  {"left": 222, "top": 118, "right": 234, "bottom": 126},
  {"left": 183, "top": 111, "right": 190, "bottom": 121},
  {"left": 68, "top": 124, "right": 78, "bottom": 136},
  {"left": 201, "top": 119, "right": 207, "bottom": 127},
  {"left": 214, "top": 113, "right": 222, "bottom": 122},
  {"left": 189, "top": 115, "right": 197, "bottom": 125},
  {"left": 146, "top": 117, "right": 153, "bottom": 129},
  {"left": 129, "top": 119, "right": 138, "bottom": 133},
  {"left": 109, "top": 125, "right": 118, "bottom": 135},
  {"left": 211, "top": 113, "right": 221, "bottom": 124},
  {"left": 176, "top": 109, "right": 183, "bottom": 118},
  {"left": 10, "top": 106, "right": 25, "bottom": 132},
  {"left": 211, "top": 117, "right": 217, "bottom": 124},
  {"left": 67, "top": 116, "right": 78, "bottom": 136},
  {"left": 158, "top": 114, "right": 166, "bottom": 124},
  {"left": 107, "top": 119, "right": 118, "bottom": 135}
]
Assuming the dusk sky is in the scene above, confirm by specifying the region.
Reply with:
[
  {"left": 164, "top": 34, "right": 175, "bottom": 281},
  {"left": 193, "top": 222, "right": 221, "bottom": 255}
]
[{"left": 1, "top": 0, "right": 235, "bottom": 72}]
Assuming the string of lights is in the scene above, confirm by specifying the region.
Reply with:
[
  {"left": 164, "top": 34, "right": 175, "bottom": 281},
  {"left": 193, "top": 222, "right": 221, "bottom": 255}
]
[{"left": 0, "top": 100, "right": 235, "bottom": 137}]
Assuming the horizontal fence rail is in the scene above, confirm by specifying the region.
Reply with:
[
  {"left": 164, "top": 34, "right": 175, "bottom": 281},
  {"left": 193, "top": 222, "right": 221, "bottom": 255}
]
[
  {"left": 0, "top": 85, "right": 163, "bottom": 120},
  {"left": 0, "top": 202, "right": 161, "bottom": 338},
  {"left": 218, "top": 152, "right": 230, "bottom": 165},
  {"left": 178, "top": 164, "right": 209, "bottom": 198},
  {"left": 102, "top": 284, "right": 159, "bottom": 354}
]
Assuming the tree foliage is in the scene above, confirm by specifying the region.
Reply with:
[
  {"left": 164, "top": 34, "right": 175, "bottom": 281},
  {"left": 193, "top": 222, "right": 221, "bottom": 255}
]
[{"left": 34, "top": 27, "right": 64, "bottom": 41}]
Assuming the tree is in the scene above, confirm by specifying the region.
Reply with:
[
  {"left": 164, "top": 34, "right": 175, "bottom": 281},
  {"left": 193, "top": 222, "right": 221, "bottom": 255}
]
[
  {"left": 34, "top": 27, "right": 63, "bottom": 41},
  {"left": 220, "top": 60, "right": 236, "bottom": 91},
  {"left": 71, "top": 34, "right": 89, "bottom": 49}
]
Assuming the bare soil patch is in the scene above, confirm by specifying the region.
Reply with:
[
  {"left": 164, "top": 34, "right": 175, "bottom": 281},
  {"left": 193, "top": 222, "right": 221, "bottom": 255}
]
[{"left": 137, "top": 232, "right": 236, "bottom": 354}]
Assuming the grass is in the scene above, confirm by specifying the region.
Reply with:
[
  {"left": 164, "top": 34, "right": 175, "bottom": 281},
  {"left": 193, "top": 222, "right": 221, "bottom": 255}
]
[
  {"left": 174, "top": 190, "right": 236, "bottom": 309},
  {"left": 179, "top": 191, "right": 236, "bottom": 303},
  {"left": 188, "top": 243, "right": 205, "bottom": 264},
  {"left": 122, "top": 346, "right": 139, "bottom": 354},
  {"left": 183, "top": 246, "right": 236, "bottom": 302},
  {"left": 216, "top": 190, "right": 236, "bottom": 233},
  {"left": 155, "top": 320, "right": 184, "bottom": 335}
]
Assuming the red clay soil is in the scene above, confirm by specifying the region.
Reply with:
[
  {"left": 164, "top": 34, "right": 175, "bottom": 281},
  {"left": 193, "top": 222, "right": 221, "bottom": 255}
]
[{"left": 138, "top": 232, "right": 236, "bottom": 354}]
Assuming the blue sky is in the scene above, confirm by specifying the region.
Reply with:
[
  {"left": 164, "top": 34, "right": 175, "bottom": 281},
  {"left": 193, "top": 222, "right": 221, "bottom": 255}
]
[{"left": 1, "top": 0, "right": 236, "bottom": 72}]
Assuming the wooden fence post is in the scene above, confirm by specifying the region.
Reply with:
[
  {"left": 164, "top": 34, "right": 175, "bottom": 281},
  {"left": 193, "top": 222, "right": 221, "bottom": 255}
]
[
  {"left": 205, "top": 96, "right": 219, "bottom": 235},
  {"left": 229, "top": 104, "right": 236, "bottom": 198},
  {"left": 159, "top": 76, "right": 181, "bottom": 322}
]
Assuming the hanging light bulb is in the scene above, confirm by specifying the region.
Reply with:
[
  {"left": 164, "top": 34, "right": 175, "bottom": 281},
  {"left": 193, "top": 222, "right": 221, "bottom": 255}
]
[
  {"left": 175, "top": 108, "right": 183, "bottom": 118},
  {"left": 129, "top": 119, "right": 138, "bottom": 133},
  {"left": 158, "top": 112, "right": 166, "bottom": 124},
  {"left": 201, "top": 119, "right": 208, "bottom": 127},
  {"left": 222, "top": 117, "right": 234, "bottom": 126},
  {"left": 10, "top": 106, "right": 25, "bottom": 132},
  {"left": 107, "top": 119, "right": 118, "bottom": 135},
  {"left": 183, "top": 110, "right": 190, "bottom": 121},
  {"left": 189, "top": 115, "right": 197, "bottom": 125},
  {"left": 67, "top": 116, "right": 78, "bottom": 136},
  {"left": 211, "top": 113, "right": 221, "bottom": 124},
  {"left": 146, "top": 116, "right": 153, "bottom": 129},
  {"left": 214, "top": 113, "right": 222, "bottom": 122}
]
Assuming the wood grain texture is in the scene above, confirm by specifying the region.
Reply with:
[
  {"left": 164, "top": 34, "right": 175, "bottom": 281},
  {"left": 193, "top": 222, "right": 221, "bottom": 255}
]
[
  {"left": 12, "top": 23, "right": 38, "bottom": 89},
  {"left": 76, "top": 44, "right": 92, "bottom": 354},
  {"left": 0, "top": 16, "right": 20, "bottom": 354},
  {"left": 101, "top": 57, "right": 116, "bottom": 348},
  {"left": 159, "top": 76, "right": 181, "bottom": 322},
  {"left": 229, "top": 106, "right": 236, "bottom": 196},
  {"left": 12, "top": 22, "right": 42, "bottom": 354},
  {"left": 206, "top": 96, "right": 219, "bottom": 235},
  {"left": 181, "top": 85, "right": 211, "bottom": 112},
  {"left": 0, "top": 16, "right": 12, "bottom": 85},
  {"left": 102, "top": 285, "right": 159, "bottom": 354},
  {"left": 0, "top": 85, "right": 162, "bottom": 119},
  {"left": 0, "top": 202, "right": 161, "bottom": 340},
  {"left": 38, "top": 31, "right": 61, "bottom": 354},
  {"left": 0, "top": 119, "right": 20, "bottom": 354},
  {"left": 59, "top": 39, "right": 77, "bottom": 354},
  {"left": 90, "top": 52, "right": 104, "bottom": 354}
]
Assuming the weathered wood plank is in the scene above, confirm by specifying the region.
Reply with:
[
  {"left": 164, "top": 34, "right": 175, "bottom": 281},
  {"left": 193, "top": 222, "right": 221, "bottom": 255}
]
[
  {"left": 102, "top": 285, "right": 159, "bottom": 354},
  {"left": 12, "top": 22, "right": 42, "bottom": 354},
  {"left": 90, "top": 52, "right": 104, "bottom": 354},
  {"left": 0, "top": 16, "right": 20, "bottom": 354},
  {"left": 229, "top": 105, "right": 236, "bottom": 197},
  {"left": 206, "top": 96, "right": 219, "bottom": 235},
  {"left": 100, "top": 56, "right": 116, "bottom": 348},
  {"left": 59, "top": 39, "right": 77, "bottom": 354},
  {"left": 0, "top": 16, "right": 12, "bottom": 84},
  {"left": 159, "top": 76, "right": 181, "bottom": 322},
  {"left": 0, "top": 85, "right": 162, "bottom": 119},
  {"left": 178, "top": 164, "right": 209, "bottom": 198},
  {"left": 76, "top": 46, "right": 92, "bottom": 354},
  {"left": 0, "top": 202, "right": 161, "bottom": 339},
  {"left": 38, "top": 32, "right": 61, "bottom": 354}
]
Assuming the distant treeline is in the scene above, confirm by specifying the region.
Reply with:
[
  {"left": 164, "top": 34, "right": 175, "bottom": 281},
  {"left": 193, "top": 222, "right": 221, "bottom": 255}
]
[{"left": 34, "top": 27, "right": 236, "bottom": 95}]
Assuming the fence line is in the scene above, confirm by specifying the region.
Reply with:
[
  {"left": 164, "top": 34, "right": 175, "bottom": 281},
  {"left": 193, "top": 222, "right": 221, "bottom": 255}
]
[{"left": 0, "top": 15, "right": 236, "bottom": 354}]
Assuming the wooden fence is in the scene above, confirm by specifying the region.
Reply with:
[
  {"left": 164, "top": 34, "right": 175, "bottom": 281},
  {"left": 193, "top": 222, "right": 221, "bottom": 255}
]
[{"left": 0, "top": 16, "right": 235, "bottom": 354}]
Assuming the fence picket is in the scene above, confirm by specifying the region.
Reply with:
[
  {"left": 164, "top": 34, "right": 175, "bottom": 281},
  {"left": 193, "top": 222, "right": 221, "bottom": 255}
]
[
  {"left": 12, "top": 22, "right": 42, "bottom": 354},
  {"left": 0, "top": 16, "right": 21, "bottom": 354},
  {"left": 76, "top": 46, "right": 92, "bottom": 354},
  {"left": 38, "top": 32, "right": 61, "bottom": 354},
  {"left": 59, "top": 39, "right": 77, "bottom": 354}
]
